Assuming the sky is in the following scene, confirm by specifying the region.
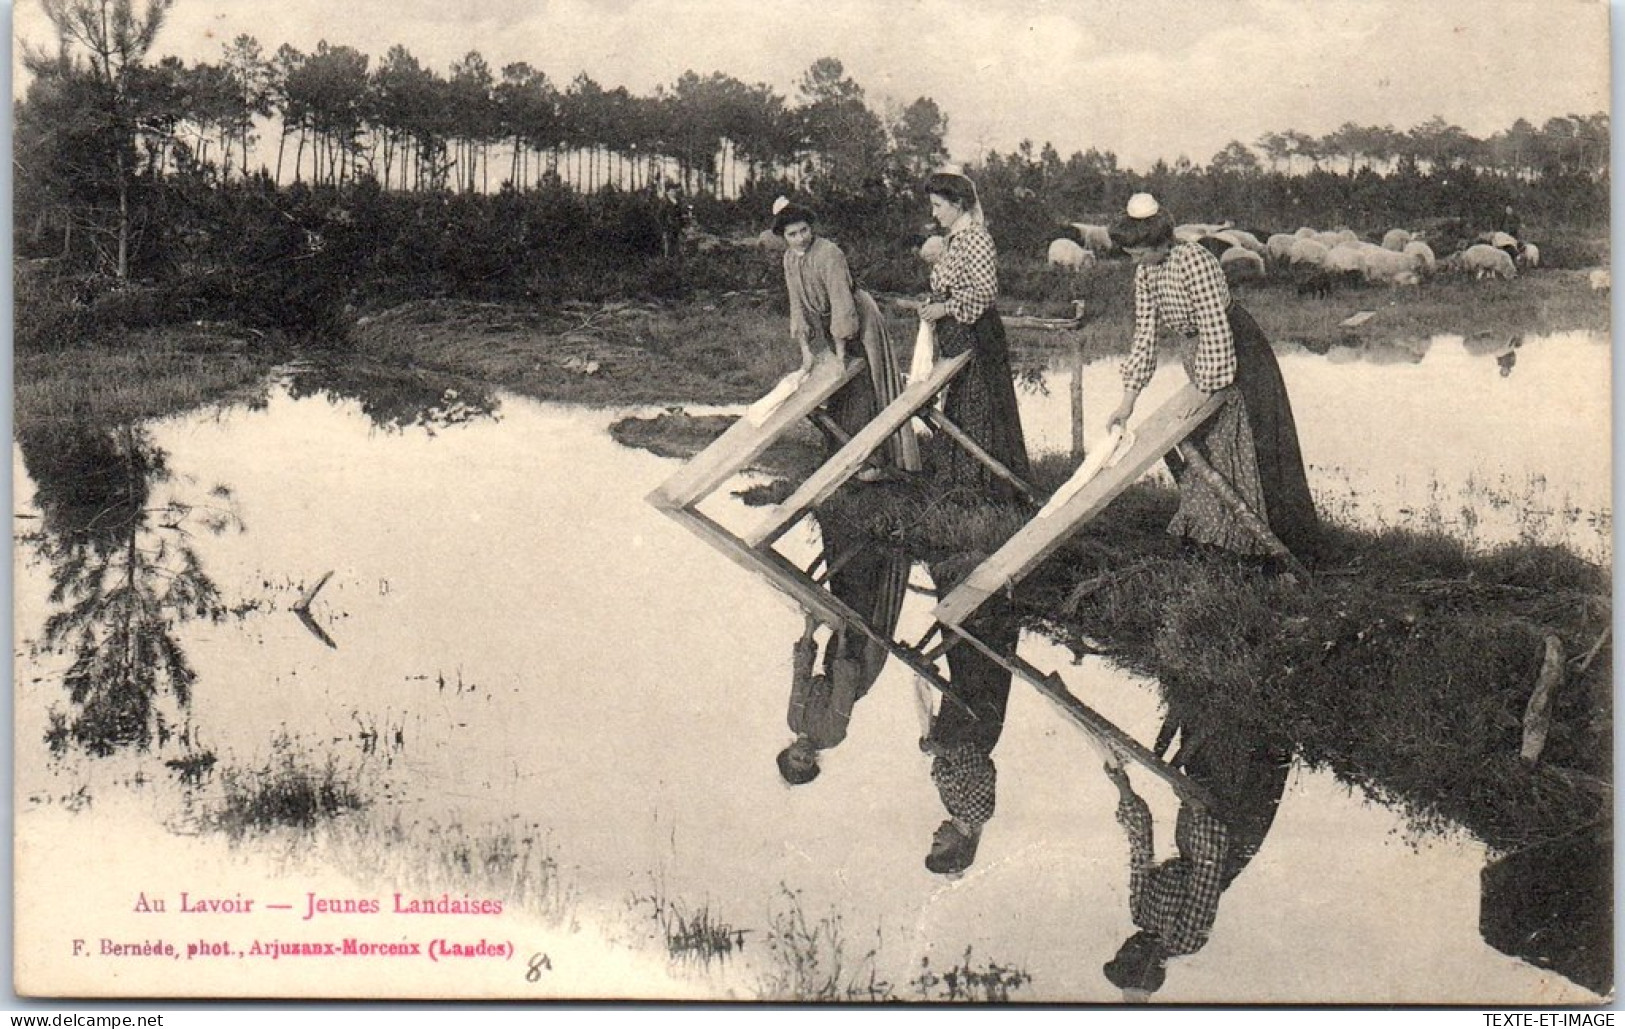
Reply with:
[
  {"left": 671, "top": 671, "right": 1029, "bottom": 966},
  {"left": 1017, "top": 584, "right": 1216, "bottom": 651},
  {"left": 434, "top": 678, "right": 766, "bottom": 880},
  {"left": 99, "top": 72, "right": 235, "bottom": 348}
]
[{"left": 6, "top": 0, "right": 1614, "bottom": 170}]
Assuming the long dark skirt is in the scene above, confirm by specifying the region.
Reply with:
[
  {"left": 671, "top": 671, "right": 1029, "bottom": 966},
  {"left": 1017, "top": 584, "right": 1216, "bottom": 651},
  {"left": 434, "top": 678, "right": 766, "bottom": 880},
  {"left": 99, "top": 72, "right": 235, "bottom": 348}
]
[
  {"left": 934, "top": 307, "right": 1032, "bottom": 503},
  {"left": 1170, "top": 305, "right": 1319, "bottom": 559},
  {"left": 818, "top": 291, "right": 921, "bottom": 471}
]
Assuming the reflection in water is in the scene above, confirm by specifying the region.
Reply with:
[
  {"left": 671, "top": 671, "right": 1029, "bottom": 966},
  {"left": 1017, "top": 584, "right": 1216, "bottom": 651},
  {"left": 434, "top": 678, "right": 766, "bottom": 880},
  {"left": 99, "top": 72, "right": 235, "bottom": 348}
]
[
  {"left": 18, "top": 424, "right": 236, "bottom": 757},
  {"left": 1480, "top": 826, "right": 1613, "bottom": 996},
  {"left": 284, "top": 361, "right": 500, "bottom": 434},
  {"left": 1104, "top": 697, "right": 1291, "bottom": 1001},
  {"left": 777, "top": 512, "right": 910, "bottom": 785},
  {"left": 920, "top": 559, "right": 1020, "bottom": 878}
]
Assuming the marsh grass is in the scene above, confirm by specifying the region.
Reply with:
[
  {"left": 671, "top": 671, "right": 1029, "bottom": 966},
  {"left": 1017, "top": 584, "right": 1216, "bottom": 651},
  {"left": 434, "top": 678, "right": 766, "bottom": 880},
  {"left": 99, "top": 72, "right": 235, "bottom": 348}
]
[
  {"left": 209, "top": 732, "right": 367, "bottom": 837},
  {"left": 628, "top": 889, "right": 751, "bottom": 966},
  {"left": 911, "top": 947, "right": 1034, "bottom": 1002},
  {"left": 14, "top": 326, "right": 280, "bottom": 431},
  {"left": 756, "top": 886, "right": 888, "bottom": 1002}
]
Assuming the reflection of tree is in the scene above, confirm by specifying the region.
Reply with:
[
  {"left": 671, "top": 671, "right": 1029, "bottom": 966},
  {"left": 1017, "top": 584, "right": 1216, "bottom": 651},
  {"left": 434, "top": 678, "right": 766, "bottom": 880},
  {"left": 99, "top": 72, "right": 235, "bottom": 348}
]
[
  {"left": 19, "top": 422, "right": 238, "bottom": 757},
  {"left": 284, "top": 362, "right": 499, "bottom": 434}
]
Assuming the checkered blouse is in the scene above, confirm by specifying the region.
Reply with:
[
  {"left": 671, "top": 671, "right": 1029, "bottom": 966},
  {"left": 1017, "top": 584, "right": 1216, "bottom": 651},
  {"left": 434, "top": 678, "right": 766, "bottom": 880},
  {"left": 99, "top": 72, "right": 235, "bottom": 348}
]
[
  {"left": 1120, "top": 242, "right": 1238, "bottom": 393},
  {"left": 929, "top": 219, "right": 999, "bottom": 325},
  {"left": 1116, "top": 788, "right": 1230, "bottom": 957}
]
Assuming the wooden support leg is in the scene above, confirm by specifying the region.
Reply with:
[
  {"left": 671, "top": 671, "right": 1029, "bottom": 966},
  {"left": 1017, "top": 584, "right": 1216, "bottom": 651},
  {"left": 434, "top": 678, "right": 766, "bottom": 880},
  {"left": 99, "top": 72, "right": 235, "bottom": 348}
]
[
  {"left": 921, "top": 407, "right": 1039, "bottom": 506},
  {"left": 1174, "top": 443, "right": 1307, "bottom": 577}
]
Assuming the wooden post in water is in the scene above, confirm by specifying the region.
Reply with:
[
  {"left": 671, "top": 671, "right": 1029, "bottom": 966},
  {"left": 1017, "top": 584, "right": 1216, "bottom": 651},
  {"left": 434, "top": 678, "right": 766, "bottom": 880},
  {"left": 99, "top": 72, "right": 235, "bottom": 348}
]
[{"left": 1070, "top": 334, "right": 1086, "bottom": 460}]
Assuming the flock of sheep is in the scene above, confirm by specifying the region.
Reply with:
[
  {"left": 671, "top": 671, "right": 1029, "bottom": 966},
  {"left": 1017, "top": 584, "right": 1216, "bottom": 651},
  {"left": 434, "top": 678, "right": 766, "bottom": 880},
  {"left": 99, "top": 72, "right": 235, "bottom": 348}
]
[{"left": 1046, "top": 220, "right": 1542, "bottom": 290}]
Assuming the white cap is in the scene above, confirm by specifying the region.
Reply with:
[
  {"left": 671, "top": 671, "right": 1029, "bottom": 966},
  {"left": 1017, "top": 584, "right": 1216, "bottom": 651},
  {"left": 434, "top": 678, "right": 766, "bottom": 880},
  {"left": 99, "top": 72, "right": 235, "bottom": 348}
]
[
  {"left": 1126, "top": 193, "right": 1160, "bottom": 219},
  {"left": 772, "top": 196, "right": 791, "bottom": 215}
]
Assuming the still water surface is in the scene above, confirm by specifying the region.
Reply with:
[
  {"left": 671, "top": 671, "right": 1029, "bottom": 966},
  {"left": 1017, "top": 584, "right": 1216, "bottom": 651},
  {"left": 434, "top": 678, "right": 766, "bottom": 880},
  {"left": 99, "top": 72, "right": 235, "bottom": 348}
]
[{"left": 13, "top": 334, "right": 1609, "bottom": 1002}]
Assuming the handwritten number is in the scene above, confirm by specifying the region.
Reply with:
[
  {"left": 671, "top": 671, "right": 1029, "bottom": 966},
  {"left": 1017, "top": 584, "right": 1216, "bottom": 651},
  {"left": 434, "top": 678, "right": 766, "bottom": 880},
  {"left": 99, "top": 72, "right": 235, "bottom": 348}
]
[{"left": 526, "top": 953, "right": 552, "bottom": 982}]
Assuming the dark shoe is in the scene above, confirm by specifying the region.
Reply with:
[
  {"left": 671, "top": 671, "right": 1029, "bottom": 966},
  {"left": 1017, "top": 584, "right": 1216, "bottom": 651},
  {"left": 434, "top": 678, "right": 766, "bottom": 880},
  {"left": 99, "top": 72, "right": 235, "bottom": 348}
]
[{"left": 925, "top": 820, "right": 981, "bottom": 876}]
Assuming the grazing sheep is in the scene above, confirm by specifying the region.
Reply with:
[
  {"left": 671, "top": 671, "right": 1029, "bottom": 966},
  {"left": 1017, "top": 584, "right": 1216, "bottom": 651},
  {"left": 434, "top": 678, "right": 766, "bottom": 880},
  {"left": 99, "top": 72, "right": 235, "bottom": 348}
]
[
  {"left": 919, "top": 235, "right": 947, "bottom": 264},
  {"left": 1069, "top": 222, "right": 1114, "bottom": 253},
  {"left": 1294, "top": 226, "right": 1318, "bottom": 239},
  {"left": 1219, "top": 246, "right": 1266, "bottom": 283},
  {"left": 1402, "top": 239, "right": 1436, "bottom": 273},
  {"left": 1381, "top": 228, "right": 1412, "bottom": 252},
  {"left": 1482, "top": 230, "right": 1519, "bottom": 251},
  {"left": 1047, "top": 237, "right": 1096, "bottom": 269},
  {"left": 1289, "top": 237, "right": 1330, "bottom": 267},
  {"left": 1215, "top": 228, "right": 1265, "bottom": 254},
  {"left": 1361, "top": 247, "right": 1423, "bottom": 285},
  {"left": 1323, "top": 243, "right": 1368, "bottom": 275},
  {"left": 1312, "top": 230, "right": 1344, "bottom": 249},
  {"left": 1335, "top": 228, "right": 1360, "bottom": 244},
  {"left": 1266, "top": 233, "right": 1299, "bottom": 263},
  {"left": 1458, "top": 243, "right": 1517, "bottom": 281},
  {"left": 1518, "top": 242, "right": 1540, "bottom": 269},
  {"left": 1175, "top": 221, "right": 1231, "bottom": 243}
]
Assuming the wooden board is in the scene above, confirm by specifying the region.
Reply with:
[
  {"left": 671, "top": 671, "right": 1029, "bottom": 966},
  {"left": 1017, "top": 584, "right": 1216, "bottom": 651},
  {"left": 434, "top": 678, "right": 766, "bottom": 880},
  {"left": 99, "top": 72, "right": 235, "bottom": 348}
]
[
  {"left": 933, "top": 382, "right": 1227, "bottom": 627},
  {"left": 952, "top": 626, "right": 1217, "bottom": 809},
  {"left": 741, "top": 349, "right": 975, "bottom": 548},
  {"left": 646, "top": 354, "right": 866, "bottom": 510}
]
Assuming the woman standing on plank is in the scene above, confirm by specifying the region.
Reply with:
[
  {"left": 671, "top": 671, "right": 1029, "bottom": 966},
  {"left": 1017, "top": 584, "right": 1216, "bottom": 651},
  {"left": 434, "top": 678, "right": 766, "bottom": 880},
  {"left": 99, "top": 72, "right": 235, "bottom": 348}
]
[
  {"left": 916, "top": 170, "right": 1031, "bottom": 502},
  {"left": 1105, "top": 193, "right": 1319, "bottom": 560},
  {"left": 774, "top": 197, "right": 920, "bottom": 477}
]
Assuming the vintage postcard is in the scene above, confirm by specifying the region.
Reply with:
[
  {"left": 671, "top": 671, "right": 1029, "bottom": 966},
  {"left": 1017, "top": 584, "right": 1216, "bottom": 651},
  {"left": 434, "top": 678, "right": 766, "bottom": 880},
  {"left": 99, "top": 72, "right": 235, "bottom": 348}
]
[{"left": 10, "top": 0, "right": 1612, "bottom": 1006}]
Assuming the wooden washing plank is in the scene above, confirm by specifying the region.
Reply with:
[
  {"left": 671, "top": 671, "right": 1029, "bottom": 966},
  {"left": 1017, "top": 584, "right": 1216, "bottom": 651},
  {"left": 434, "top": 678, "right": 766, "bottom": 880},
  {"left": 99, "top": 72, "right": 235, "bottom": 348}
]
[
  {"left": 933, "top": 382, "right": 1227, "bottom": 628},
  {"left": 952, "top": 627, "right": 1218, "bottom": 810},
  {"left": 647, "top": 355, "right": 866, "bottom": 510},
  {"left": 659, "top": 506, "right": 967, "bottom": 708},
  {"left": 742, "top": 349, "right": 975, "bottom": 548}
]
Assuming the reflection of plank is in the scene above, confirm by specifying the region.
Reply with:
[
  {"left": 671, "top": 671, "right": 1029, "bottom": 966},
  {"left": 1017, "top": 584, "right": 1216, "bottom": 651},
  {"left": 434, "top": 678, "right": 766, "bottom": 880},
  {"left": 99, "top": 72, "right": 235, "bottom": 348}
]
[
  {"left": 292, "top": 569, "right": 334, "bottom": 613},
  {"left": 660, "top": 506, "right": 965, "bottom": 706},
  {"left": 1338, "top": 310, "right": 1376, "bottom": 329},
  {"left": 934, "top": 383, "right": 1226, "bottom": 628},
  {"left": 647, "top": 356, "right": 866, "bottom": 510},
  {"left": 743, "top": 350, "right": 975, "bottom": 548},
  {"left": 953, "top": 627, "right": 1216, "bottom": 809}
]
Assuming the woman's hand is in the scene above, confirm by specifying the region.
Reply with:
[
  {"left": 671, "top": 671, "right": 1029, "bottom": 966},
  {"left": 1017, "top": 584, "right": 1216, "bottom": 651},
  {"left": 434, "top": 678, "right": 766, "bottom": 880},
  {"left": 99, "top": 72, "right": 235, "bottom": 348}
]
[
  {"left": 1107, "top": 389, "right": 1140, "bottom": 433},
  {"left": 918, "top": 301, "right": 949, "bottom": 323}
]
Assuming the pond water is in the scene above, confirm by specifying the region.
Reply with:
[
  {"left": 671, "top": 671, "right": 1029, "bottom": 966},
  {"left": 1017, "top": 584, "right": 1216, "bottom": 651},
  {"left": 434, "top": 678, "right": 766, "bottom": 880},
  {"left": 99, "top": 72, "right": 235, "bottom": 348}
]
[{"left": 12, "top": 335, "right": 1610, "bottom": 1003}]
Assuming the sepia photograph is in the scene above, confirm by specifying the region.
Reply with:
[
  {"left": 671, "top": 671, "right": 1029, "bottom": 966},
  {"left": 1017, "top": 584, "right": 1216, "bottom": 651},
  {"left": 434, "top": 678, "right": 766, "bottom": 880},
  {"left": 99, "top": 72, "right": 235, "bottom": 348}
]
[{"left": 8, "top": 0, "right": 1613, "bottom": 1006}]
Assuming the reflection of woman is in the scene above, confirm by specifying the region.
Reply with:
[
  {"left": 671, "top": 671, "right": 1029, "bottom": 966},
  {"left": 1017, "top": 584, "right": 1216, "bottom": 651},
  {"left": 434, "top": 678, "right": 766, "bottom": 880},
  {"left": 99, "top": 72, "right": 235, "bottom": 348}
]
[
  {"left": 1103, "top": 701, "right": 1292, "bottom": 1001},
  {"left": 916, "top": 171, "right": 1031, "bottom": 501},
  {"left": 774, "top": 198, "right": 920, "bottom": 476},
  {"left": 919, "top": 558, "right": 1019, "bottom": 877},
  {"left": 1105, "top": 193, "right": 1318, "bottom": 560},
  {"left": 777, "top": 516, "right": 911, "bottom": 785}
]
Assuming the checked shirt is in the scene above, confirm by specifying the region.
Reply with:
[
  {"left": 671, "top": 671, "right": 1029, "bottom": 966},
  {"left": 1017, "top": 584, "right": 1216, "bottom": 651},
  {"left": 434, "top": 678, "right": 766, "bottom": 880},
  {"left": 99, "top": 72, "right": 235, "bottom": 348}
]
[
  {"left": 1116, "top": 787, "right": 1230, "bottom": 957},
  {"left": 1121, "top": 241, "right": 1239, "bottom": 393}
]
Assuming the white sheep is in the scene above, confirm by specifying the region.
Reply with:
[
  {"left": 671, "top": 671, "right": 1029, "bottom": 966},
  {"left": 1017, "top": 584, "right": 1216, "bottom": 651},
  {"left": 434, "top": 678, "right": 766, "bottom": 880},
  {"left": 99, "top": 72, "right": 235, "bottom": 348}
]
[
  {"left": 1293, "top": 226, "right": 1318, "bottom": 239},
  {"left": 1361, "top": 247, "right": 1423, "bottom": 285},
  {"left": 1588, "top": 268, "right": 1610, "bottom": 290},
  {"left": 1047, "top": 237, "right": 1096, "bottom": 270},
  {"left": 1481, "top": 230, "right": 1519, "bottom": 251},
  {"left": 1323, "top": 243, "right": 1368, "bottom": 275},
  {"left": 1518, "top": 242, "right": 1540, "bottom": 269},
  {"left": 1175, "top": 221, "right": 1231, "bottom": 243},
  {"left": 1069, "top": 223, "right": 1114, "bottom": 253},
  {"left": 1266, "top": 233, "right": 1299, "bottom": 263},
  {"left": 1289, "top": 237, "right": 1330, "bottom": 267},
  {"left": 1402, "top": 240, "right": 1436, "bottom": 273},
  {"left": 1458, "top": 243, "right": 1517, "bottom": 281},
  {"left": 1381, "top": 228, "right": 1412, "bottom": 252},
  {"left": 1335, "top": 228, "right": 1360, "bottom": 244},
  {"left": 1219, "top": 246, "right": 1266, "bottom": 282},
  {"left": 1312, "top": 230, "right": 1344, "bottom": 250},
  {"left": 919, "top": 235, "right": 947, "bottom": 264},
  {"left": 1215, "top": 229, "right": 1265, "bottom": 254}
]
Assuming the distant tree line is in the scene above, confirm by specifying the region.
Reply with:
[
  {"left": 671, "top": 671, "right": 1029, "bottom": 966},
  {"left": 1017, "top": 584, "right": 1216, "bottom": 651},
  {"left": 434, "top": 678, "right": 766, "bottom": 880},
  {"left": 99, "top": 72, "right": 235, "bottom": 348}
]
[{"left": 13, "top": 0, "right": 1609, "bottom": 310}]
